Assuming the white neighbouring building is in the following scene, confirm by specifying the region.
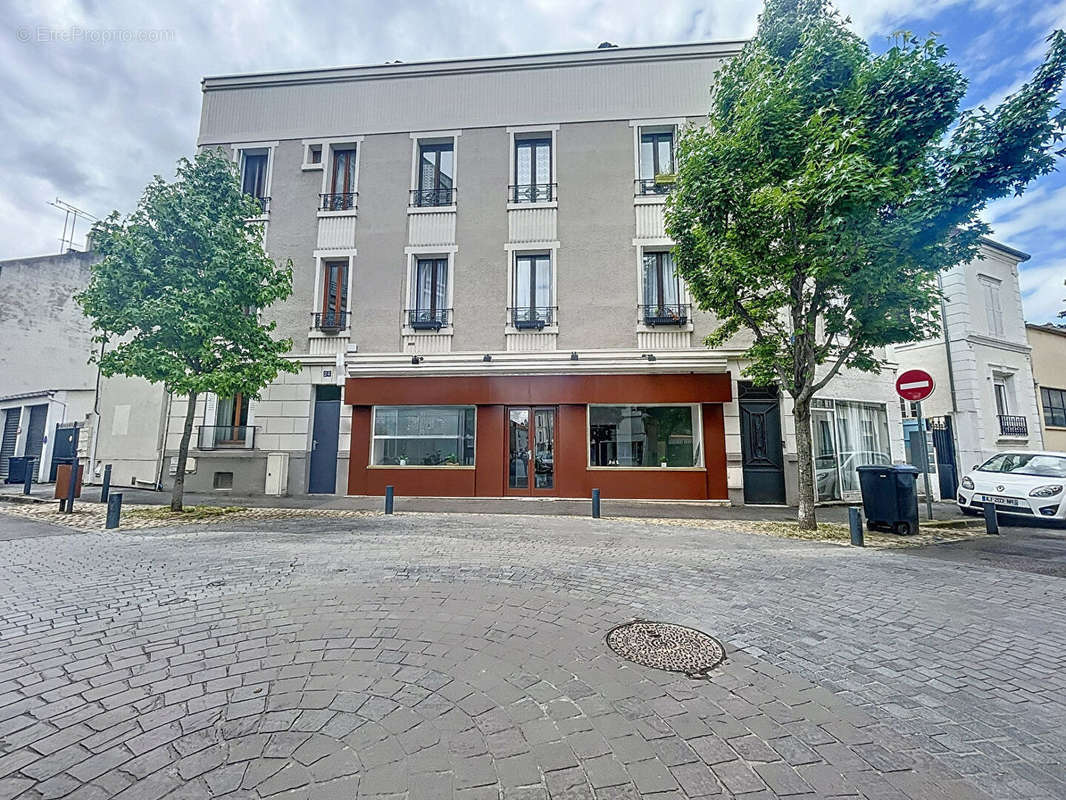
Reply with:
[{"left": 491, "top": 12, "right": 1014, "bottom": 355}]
[{"left": 890, "top": 238, "right": 1043, "bottom": 497}]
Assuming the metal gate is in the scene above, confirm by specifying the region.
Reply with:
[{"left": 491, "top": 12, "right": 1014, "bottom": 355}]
[
  {"left": 0, "top": 408, "right": 21, "bottom": 480},
  {"left": 23, "top": 405, "right": 48, "bottom": 467},
  {"left": 928, "top": 416, "right": 958, "bottom": 500},
  {"left": 49, "top": 423, "right": 80, "bottom": 481}
]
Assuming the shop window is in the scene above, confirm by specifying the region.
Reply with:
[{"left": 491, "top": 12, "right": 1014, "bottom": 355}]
[
  {"left": 372, "top": 406, "right": 475, "bottom": 466},
  {"left": 589, "top": 405, "right": 701, "bottom": 467}
]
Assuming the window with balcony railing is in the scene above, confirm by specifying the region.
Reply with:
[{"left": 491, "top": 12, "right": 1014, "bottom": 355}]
[
  {"left": 240, "top": 150, "right": 270, "bottom": 213},
  {"left": 513, "top": 136, "right": 553, "bottom": 203},
  {"left": 407, "top": 257, "right": 450, "bottom": 330},
  {"left": 637, "top": 128, "right": 675, "bottom": 195},
  {"left": 510, "top": 306, "right": 556, "bottom": 330},
  {"left": 413, "top": 141, "right": 455, "bottom": 207},
  {"left": 642, "top": 251, "right": 686, "bottom": 325},
  {"left": 513, "top": 253, "right": 552, "bottom": 330}
]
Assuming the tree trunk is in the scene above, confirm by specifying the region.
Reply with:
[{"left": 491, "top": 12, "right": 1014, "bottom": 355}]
[
  {"left": 171, "top": 391, "right": 198, "bottom": 512},
  {"left": 793, "top": 395, "right": 818, "bottom": 531}
]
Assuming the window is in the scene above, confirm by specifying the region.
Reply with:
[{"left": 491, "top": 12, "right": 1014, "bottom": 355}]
[
  {"left": 215, "top": 394, "right": 249, "bottom": 444},
  {"left": 414, "top": 142, "right": 454, "bottom": 206},
  {"left": 589, "top": 405, "right": 701, "bottom": 467},
  {"left": 981, "top": 277, "right": 1004, "bottom": 337},
  {"left": 1042, "top": 387, "right": 1066, "bottom": 428},
  {"left": 513, "top": 137, "right": 553, "bottom": 203},
  {"left": 318, "top": 260, "right": 348, "bottom": 331},
  {"left": 240, "top": 150, "right": 269, "bottom": 213},
  {"left": 642, "top": 252, "right": 685, "bottom": 324},
  {"left": 812, "top": 400, "right": 891, "bottom": 499},
  {"left": 638, "top": 128, "right": 675, "bottom": 194},
  {"left": 409, "top": 257, "right": 449, "bottom": 329},
  {"left": 994, "top": 381, "right": 1009, "bottom": 416},
  {"left": 372, "top": 406, "right": 475, "bottom": 466},
  {"left": 512, "top": 253, "right": 553, "bottom": 328},
  {"left": 323, "top": 147, "right": 357, "bottom": 210}
]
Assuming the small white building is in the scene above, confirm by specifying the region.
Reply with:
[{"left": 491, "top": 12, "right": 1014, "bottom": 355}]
[{"left": 890, "top": 238, "right": 1043, "bottom": 497}]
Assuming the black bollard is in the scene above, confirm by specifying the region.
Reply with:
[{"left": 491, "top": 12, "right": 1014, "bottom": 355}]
[
  {"left": 100, "top": 465, "right": 112, "bottom": 504},
  {"left": 592, "top": 488, "right": 601, "bottom": 519},
  {"left": 384, "top": 485, "right": 394, "bottom": 515},
  {"left": 983, "top": 502, "right": 999, "bottom": 535},
  {"left": 848, "top": 506, "right": 864, "bottom": 547},
  {"left": 65, "top": 458, "right": 79, "bottom": 514},
  {"left": 22, "top": 457, "right": 34, "bottom": 496},
  {"left": 106, "top": 492, "right": 123, "bottom": 529}
]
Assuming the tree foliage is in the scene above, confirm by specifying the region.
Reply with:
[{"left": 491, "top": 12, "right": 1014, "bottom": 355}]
[
  {"left": 77, "top": 149, "right": 298, "bottom": 508},
  {"left": 666, "top": 0, "right": 1066, "bottom": 527}
]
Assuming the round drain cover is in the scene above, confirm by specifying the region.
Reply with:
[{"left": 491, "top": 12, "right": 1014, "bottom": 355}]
[{"left": 606, "top": 620, "right": 725, "bottom": 677}]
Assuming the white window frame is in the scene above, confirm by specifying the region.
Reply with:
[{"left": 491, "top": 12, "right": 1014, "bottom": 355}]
[
  {"left": 505, "top": 242, "right": 559, "bottom": 333},
  {"left": 507, "top": 125, "right": 559, "bottom": 210},
  {"left": 635, "top": 246, "right": 692, "bottom": 330},
  {"left": 403, "top": 246, "right": 457, "bottom": 335},
  {"left": 310, "top": 249, "right": 357, "bottom": 336},
  {"left": 409, "top": 131, "right": 460, "bottom": 214},
  {"left": 231, "top": 142, "right": 277, "bottom": 219},
  {"left": 202, "top": 393, "right": 256, "bottom": 449},
  {"left": 586, "top": 403, "right": 704, "bottom": 470},
  {"left": 979, "top": 274, "right": 1005, "bottom": 338},
  {"left": 369, "top": 405, "right": 477, "bottom": 469},
  {"left": 630, "top": 119, "right": 683, "bottom": 204},
  {"left": 307, "top": 136, "right": 364, "bottom": 216}
]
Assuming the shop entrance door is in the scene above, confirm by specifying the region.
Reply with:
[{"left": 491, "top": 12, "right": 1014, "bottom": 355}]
[{"left": 506, "top": 407, "right": 555, "bottom": 494}]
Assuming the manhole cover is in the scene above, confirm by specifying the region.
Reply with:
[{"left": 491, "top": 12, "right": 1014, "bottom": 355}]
[{"left": 606, "top": 620, "right": 725, "bottom": 677}]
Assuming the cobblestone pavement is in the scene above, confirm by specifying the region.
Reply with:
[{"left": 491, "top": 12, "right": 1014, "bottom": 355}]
[{"left": 0, "top": 513, "right": 1064, "bottom": 799}]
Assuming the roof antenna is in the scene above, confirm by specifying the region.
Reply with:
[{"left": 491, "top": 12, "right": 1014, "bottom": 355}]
[{"left": 48, "top": 198, "right": 98, "bottom": 254}]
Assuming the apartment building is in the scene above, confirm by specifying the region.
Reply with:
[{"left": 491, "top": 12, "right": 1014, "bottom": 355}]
[
  {"left": 1027, "top": 323, "right": 1066, "bottom": 452},
  {"left": 891, "top": 239, "right": 1043, "bottom": 495},
  {"left": 172, "top": 42, "right": 903, "bottom": 502}
]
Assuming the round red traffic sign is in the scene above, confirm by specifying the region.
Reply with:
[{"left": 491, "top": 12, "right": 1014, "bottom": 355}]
[{"left": 896, "top": 369, "right": 935, "bottom": 402}]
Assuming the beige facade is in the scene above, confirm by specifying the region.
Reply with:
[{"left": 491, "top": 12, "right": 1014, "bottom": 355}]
[
  {"left": 166, "top": 42, "right": 903, "bottom": 501},
  {"left": 1027, "top": 323, "right": 1066, "bottom": 452}
]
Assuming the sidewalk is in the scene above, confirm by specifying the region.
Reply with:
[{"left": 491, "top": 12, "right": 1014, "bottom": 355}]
[{"left": 0, "top": 482, "right": 967, "bottom": 524}]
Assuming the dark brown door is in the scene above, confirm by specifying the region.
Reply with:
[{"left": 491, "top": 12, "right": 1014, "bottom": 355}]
[{"left": 506, "top": 407, "right": 555, "bottom": 494}]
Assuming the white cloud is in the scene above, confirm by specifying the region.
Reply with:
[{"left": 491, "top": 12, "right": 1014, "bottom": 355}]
[
  {"left": 1018, "top": 260, "right": 1066, "bottom": 322},
  {"left": 0, "top": 0, "right": 1054, "bottom": 262}
]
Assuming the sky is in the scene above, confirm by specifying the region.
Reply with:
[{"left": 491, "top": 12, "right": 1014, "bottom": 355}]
[{"left": 3, "top": 0, "right": 1065, "bottom": 322}]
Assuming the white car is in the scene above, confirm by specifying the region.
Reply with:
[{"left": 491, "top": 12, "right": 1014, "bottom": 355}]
[{"left": 957, "top": 451, "right": 1066, "bottom": 522}]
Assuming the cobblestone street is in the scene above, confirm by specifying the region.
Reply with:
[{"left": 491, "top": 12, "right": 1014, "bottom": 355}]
[{"left": 1, "top": 512, "right": 1064, "bottom": 799}]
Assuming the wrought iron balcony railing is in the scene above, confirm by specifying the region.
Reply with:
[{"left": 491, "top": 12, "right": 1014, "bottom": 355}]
[
  {"left": 410, "top": 188, "right": 456, "bottom": 208},
  {"left": 510, "top": 306, "right": 556, "bottom": 330},
  {"left": 998, "top": 414, "right": 1028, "bottom": 437},
  {"left": 320, "top": 192, "right": 357, "bottom": 211},
  {"left": 313, "top": 311, "right": 349, "bottom": 333},
  {"left": 635, "top": 177, "right": 675, "bottom": 196},
  {"left": 197, "top": 425, "right": 257, "bottom": 450},
  {"left": 509, "top": 183, "right": 556, "bottom": 204},
  {"left": 640, "top": 303, "right": 690, "bottom": 326},
  {"left": 405, "top": 308, "right": 451, "bottom": 331}
]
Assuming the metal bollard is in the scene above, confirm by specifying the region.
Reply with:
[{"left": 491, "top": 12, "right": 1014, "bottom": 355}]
[
  {"left": 848, "top": 506, "right": 864, "bottom": 547},
  {"left": 592, "top": 488, "right": 601, "bottom": 519},
  {"left": 106, "top": 493, "right": 123, "bottom": 529},
  {"left": 100, "top": 464, "right": 112, "bottom": 504},
  {"left": 22, "top": 457, "right": 34, "bottom": 496},
  {"left": 983, "top": 502, "right": 999, "bottom": 535},
  {"left": 65, "top": 458, "right": 79, "bottom": 514},
  {"left": 384, "top": 485, "right": 394, "bottom": 515}
]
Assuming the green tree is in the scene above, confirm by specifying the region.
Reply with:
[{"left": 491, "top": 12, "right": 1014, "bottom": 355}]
[
  {"left": 666, "top": 0, "right": 1066, "bottom": 529},
  {"left": 78, "top": 149, "right": 299, "bottom": 511}
]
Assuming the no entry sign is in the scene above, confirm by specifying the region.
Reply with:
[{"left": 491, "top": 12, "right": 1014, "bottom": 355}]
[{"left": 896, "top": 369, "right": 935, "bottom": 402}]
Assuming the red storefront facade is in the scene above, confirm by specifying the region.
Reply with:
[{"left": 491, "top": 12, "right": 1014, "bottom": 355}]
[{"left": 344, "top": 373, "right": 731, "bottom": 500}]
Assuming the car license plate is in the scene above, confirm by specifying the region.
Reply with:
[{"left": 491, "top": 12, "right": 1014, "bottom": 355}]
[{"left": 980, "top": 495, "right": 1021, "bottom": 506}]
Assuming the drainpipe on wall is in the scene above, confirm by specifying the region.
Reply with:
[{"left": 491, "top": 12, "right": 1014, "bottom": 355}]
[
  {"left": 155, "top": 390, "right": 173, "bottom": 490},
  {"left": 87, "top": 341, "right": 105, "bottom": 483},
  {"left": 937, "top": 272, "right": 959, "bottom": 414}
]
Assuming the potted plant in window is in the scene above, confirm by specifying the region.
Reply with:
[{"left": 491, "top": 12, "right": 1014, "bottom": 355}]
[
  {"left": 398, "top": 452, "right": 408, "bottom": 466},
  {"left": 444, "top": 453, "right": 459, "bottom": 466}
]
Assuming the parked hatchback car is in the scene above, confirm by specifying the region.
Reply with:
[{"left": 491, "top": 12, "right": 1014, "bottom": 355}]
[{"left": 957, "top": 451, "right": 1066, "bottom": 522}]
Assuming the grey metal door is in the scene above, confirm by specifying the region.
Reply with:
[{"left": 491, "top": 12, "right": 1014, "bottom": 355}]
[
  {"left": 0, "top": 408, "right": 20, "bottom": 479},
  {"left": 739, "top": 384, "right": 786, "bottom": 505},
  {"left": 49, "top": 423, "right": 80, "bottom": 481},
  {"left": 23, "top": 405, "right": 48, "bottom": 465},
  {"left": 308, "top": 386, "right": 341, "bottom": 494}
]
